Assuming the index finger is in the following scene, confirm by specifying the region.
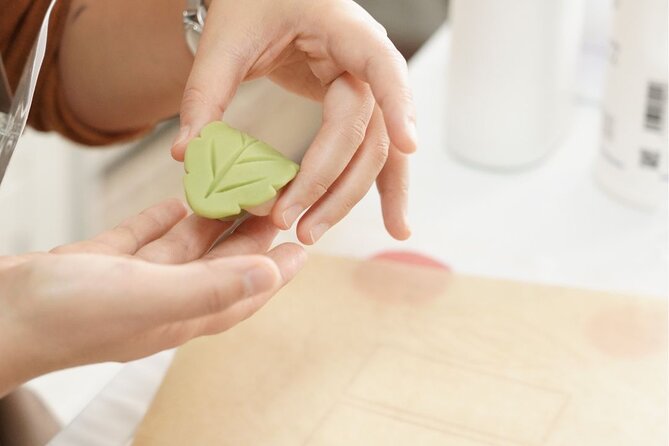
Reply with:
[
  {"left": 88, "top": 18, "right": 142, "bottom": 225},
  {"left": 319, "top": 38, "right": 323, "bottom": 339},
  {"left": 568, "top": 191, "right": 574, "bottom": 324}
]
[{"left": 321, "top": 7, "right": 417, "bottom": 154}]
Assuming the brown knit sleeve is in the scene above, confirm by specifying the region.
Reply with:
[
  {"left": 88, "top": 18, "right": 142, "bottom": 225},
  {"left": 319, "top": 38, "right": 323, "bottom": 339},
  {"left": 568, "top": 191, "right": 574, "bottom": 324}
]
[{"left": 0, "top": 0, "right": 150, "bottom": 146}]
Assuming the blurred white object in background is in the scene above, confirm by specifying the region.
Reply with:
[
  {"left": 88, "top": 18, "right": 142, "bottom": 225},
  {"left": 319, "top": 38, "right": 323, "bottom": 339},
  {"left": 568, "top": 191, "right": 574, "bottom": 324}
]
[
  {"left": 446, "top": 0, "right": 584, "bottom": 169},
  {"left": 0, "top": 130, "right": 79, "bottom": 254},
  {"left": 594, "top": 0, "right": 668, "bottom": 209}
]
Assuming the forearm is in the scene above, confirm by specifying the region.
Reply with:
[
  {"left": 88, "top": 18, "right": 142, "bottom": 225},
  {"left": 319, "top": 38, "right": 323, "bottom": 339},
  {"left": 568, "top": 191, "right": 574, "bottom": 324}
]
[{"left": 59, "top": 0, "right": 195, "bottom": 133}]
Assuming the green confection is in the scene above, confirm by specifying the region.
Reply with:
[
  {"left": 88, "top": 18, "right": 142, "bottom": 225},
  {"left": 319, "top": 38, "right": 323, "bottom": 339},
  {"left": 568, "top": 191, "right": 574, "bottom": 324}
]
[{"left": 183, "top": 122, "right": 299, "bottom": 219}]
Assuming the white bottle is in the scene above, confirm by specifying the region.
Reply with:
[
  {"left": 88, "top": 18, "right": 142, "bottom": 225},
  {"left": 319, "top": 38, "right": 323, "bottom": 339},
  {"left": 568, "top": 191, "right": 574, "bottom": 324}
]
[
  {"left": 594, "top": 0, "right": 668, "bottom": 209},
  {"left": 446, "top": 0, "right": 584, "bottom": 169}
]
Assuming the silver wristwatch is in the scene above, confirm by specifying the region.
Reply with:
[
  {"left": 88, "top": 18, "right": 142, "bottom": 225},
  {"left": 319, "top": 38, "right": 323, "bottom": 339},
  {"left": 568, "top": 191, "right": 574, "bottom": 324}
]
[{"left": 183, "top": 0, "right": 207, "bottom": 55}]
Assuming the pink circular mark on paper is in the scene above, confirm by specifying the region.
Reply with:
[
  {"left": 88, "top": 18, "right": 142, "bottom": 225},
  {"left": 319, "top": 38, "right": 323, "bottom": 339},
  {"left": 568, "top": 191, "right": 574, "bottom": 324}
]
[
  {"left": 586, "top": 304, "right": 667, "bottom": 359},
  {"left": 354, "top": 250, "right": 451, "bottom": 302},
  {"left": 370, "top": 250, "right": 451, "bottom": 272}
]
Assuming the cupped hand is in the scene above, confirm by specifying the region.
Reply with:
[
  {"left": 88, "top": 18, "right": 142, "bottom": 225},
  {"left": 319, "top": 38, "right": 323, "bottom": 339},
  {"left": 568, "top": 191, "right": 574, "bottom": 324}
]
[
  {"left": 172, "top": 0, "right": 414, "bottom": 243},
  {"left": 0, "top": 199, "right": 306, "bottom": 397}
]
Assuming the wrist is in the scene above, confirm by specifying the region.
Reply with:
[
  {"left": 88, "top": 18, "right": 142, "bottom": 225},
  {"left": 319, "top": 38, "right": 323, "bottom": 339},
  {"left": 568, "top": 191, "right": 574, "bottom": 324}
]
[
  {"left": 0, "top": 291, "right": 49, "bottom": 399},
  {"left": 0, "top": 321, "right": 30, "bottom": 398}
]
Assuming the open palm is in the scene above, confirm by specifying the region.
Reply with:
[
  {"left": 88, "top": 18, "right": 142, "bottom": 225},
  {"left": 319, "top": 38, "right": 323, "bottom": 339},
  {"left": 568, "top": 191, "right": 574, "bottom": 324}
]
[{"left": 0, "top": 199, "right": 305, "bottom": 396}]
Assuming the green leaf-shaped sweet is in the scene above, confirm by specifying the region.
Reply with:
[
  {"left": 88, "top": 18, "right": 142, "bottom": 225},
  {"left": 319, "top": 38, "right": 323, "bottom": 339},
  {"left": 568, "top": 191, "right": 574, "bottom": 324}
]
[{"left": 183, "top": 122, "right": 299, "bottom": 219}]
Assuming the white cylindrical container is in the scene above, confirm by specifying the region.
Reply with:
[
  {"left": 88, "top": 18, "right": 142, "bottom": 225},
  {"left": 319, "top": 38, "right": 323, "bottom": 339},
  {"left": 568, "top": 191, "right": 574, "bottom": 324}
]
[
  {"left": 594, "top": 0, "right": 668, "bottom": 209},
  {"left": 446, "top": 0, "right": 583, "bottom": 169}
]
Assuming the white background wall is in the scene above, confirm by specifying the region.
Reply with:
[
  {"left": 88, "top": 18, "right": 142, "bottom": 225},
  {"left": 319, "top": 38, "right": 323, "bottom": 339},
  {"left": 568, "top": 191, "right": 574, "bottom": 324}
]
[{"left": 0, "top": 130, "right": 78, "bottom": 254}]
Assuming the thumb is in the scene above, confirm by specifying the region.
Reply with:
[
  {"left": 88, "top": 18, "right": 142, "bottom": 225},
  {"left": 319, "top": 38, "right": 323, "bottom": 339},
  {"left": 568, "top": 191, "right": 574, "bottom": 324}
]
[{"left": 171, "top": 12, "right": 255, "bottom": 161}]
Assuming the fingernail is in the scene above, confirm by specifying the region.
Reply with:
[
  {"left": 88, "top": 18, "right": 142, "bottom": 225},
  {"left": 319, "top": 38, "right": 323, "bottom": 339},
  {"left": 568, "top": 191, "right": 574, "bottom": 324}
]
[
  {"left": 403, "top": 209, "right": 412, "bottom": 238},
  {"left": 243, "top": 265, "right": 277, "bottom": 297},
  {"left": 406, "top": 118, "right": 418, "bottom": 152},
  {"left": 281, "top": 205, "right": 303, "bottom": 229},
  {"left": 309, "top": 223, "right": 330, "bottom": 244},
  {"left": 173, "top": 126, "right": 191, "bottom": 147}
]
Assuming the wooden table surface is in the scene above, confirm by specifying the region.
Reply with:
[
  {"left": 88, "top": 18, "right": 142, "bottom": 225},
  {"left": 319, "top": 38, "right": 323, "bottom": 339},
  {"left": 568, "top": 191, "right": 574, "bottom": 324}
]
[{"left": 133, "top": 255, "right": 667, "bottom": 446}]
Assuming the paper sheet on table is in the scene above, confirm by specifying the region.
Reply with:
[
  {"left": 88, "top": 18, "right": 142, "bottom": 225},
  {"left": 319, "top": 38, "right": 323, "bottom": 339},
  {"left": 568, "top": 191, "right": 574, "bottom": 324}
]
[{"left": 133, "top": 255, "right": 667, "bottom": 446}]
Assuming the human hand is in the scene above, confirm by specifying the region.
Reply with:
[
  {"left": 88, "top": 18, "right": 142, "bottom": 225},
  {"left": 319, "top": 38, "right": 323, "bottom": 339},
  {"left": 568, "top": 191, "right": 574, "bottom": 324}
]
[
  {"left": 0, "top": 199, "right": 306, "bottom": 397},
  {"left": 172, "top": 0, "right": 414, "bottom": 243}
]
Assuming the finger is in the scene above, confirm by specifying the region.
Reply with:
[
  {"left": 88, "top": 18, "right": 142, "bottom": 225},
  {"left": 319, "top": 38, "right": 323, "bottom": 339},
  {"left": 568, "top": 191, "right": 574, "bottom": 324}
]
[
  {"left": 135, "top": 214, "right": 234, "bottom": 264},
  {"left": 204, "top": 216, "right": 278, "bottom": 259},
  {"left": 296, "top": 107, "right": 389, "bottom": 244},
  {"left": 377, "top": 146, "right": 411, "bottom": 240},
  {"left": 172, "top": 4, "right": 258, "bottom": 161},
  {"left": 264, "top": 243, "right": 308, "bottom": 285},
  {"left": 322, "top": 6, "right": 417, "bottom": 154},
  {"left": 171, "top": 243, "right": 306, "bottom": 340},
  {"left": 117, "top": 254, "right": 285, "bottom": 325},
  {"left": 273, "top": 74, "right": 374, "bottom": 229},
  {"left": 51, "top": 199, "right": 187, "bottom": 256}
]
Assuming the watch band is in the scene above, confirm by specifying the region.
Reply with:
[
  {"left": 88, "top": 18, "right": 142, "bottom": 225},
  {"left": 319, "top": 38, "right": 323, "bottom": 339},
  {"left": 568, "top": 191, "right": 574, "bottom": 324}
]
[{"left": 183, "top": 0, "right": 207, "bottom": 55}]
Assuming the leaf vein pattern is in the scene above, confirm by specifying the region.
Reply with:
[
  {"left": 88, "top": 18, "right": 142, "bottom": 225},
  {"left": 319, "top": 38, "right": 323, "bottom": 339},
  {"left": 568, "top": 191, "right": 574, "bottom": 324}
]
[
  {"left": 214, "top": 177, "right": 265, "bottom": 194},
  {"left": 205, "top": 134, "right": 262, "bottom": 198}
]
